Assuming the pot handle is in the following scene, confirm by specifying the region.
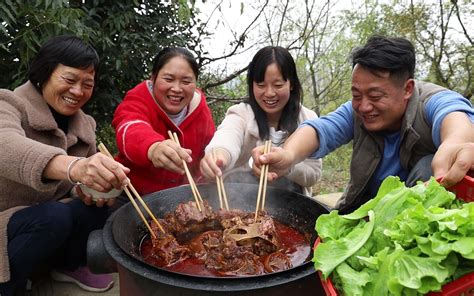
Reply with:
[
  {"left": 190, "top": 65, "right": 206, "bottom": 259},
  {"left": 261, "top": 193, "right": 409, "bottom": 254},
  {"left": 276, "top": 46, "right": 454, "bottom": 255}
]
[{"left": 87, "top": 229, "right": 117, "bottom": 273}]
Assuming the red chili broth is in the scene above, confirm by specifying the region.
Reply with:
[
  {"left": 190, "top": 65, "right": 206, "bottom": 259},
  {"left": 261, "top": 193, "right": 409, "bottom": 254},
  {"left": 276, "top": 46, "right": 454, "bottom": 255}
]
[{"left": 140, "top": 221, "right": 310, "bottom": 277}]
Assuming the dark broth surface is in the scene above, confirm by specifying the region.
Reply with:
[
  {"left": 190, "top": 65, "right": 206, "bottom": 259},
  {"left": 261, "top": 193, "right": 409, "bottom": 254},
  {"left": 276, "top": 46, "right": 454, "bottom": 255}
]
[{"left": 140, "top": 220, "right": 310, "bottom": 277}]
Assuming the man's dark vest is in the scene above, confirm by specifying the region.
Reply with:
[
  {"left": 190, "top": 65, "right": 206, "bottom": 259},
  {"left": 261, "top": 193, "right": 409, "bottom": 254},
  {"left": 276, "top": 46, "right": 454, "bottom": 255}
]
[{"left": 337, "top": 81, "right": 447, "bottom": 213}]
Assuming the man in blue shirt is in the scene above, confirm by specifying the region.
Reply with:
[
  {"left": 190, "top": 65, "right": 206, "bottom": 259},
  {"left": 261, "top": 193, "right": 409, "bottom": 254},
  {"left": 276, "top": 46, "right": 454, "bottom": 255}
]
[{"left": 252, "top": 36, "right": 474, "bottom": 213}]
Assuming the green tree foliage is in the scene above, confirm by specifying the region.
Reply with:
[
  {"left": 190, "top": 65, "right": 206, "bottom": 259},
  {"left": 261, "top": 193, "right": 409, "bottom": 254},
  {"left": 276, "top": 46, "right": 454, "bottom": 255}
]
[
  {"left": 0, "top": 0, "right": 85, "bottom": 88},
  {"left": 200, "top": 70, "right": 248, "bottom": 125},
  {"left": 0, "top": 0, "right": 206, "bottom": 127}
]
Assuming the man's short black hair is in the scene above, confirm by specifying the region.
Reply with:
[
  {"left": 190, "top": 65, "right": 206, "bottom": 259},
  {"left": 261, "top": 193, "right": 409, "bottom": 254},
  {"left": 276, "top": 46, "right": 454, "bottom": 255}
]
[
  {"left": 351, "top": 36, "right": 415, "bottom": 84},
  {"left": 29, "top": 35, "right": 99, "bottom": 93}
]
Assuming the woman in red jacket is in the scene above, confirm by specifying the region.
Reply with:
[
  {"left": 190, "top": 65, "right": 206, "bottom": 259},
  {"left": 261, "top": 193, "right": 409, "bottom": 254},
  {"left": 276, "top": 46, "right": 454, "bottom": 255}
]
[{"left": 113, "top": 47, "right": 215, "bottom": 195}]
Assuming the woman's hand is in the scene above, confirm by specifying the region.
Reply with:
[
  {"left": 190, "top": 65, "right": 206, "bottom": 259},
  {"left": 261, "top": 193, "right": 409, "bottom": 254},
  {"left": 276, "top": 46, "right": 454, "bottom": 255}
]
[
  {"left": 147, "top": 140, "right": 193, "bottom": 174},
  {"left": 69, "top": 152, "right": 130, "bottom": 192},
  {"left": 200, "top": 148, "right": 229, "bottom": 181}
]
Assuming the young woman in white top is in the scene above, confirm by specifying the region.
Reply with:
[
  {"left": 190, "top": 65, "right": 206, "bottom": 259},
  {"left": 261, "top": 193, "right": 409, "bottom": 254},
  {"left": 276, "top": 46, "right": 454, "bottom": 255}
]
[{"left": 200, "top": 46, "right": 322, "bottom": 196}]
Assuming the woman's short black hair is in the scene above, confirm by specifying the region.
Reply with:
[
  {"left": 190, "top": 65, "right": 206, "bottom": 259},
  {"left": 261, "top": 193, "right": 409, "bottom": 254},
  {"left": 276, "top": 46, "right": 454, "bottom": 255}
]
[
  {"left": 151, "top": 47, "right": 199, "bottom": 79},
  {"left": 28, "top": 35, "right": 99, "bottom": 92},
  {"left": 246, "top": 46, "right": 302, "bottom": 140},
  {"left": 351, "top": 35, "right": 416, "bottom": 84}
]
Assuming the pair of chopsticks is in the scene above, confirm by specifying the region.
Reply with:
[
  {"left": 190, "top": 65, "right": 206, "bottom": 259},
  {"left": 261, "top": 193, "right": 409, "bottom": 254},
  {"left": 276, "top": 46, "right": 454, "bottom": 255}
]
[
  {"left": 212, "top": 150, "right": 229, "bottom": 210},
  {"left": 255, "top": 140, "right": 272, "bottom": 219},
  {"left": 98, "top": 143, "right": 164, "bottom": 239},
  {"left": 167, "top": 131, "right": 204, "bottom": 212}
]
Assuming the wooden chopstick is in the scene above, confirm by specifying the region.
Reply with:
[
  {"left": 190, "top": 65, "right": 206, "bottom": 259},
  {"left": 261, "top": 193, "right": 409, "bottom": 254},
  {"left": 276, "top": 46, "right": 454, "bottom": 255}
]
[
  {"left": 255, "top": 140, "right": 272, "bottom": 219},
  {"left": 167, "top": 131, "right": 204, "bottom": 212},
  {"left": 214, "top": 166, "right": 223, "bottom": 209},
  {"left": 219, "top": 176, "right": 230, "bottom": 210},
  {"left": 261, "top": 140, "right": 271, "bottom": 210},
  {"left": 127, "top": 184, "right": 165, "bottom": 233},
  {"left": 121, "top": 188, "right": 157, "bottom": 238},
  {"left": 97, "top": 143, "right": 165, "bottom": 237},
  {"left": 212, "top": 150, "right": 230, "bottom": 210}
]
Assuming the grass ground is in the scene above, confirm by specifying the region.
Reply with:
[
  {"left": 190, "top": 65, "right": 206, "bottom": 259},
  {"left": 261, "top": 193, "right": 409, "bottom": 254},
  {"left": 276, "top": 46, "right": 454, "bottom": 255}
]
[{"left": 312, "top": 143, "right": 352, "bottom": 195}]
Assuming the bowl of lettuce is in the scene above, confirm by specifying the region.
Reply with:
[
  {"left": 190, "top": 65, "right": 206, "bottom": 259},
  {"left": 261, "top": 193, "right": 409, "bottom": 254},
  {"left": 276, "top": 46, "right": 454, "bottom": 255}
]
[{"left": 313, "top": 176, "right": 474, "bottom": 295}]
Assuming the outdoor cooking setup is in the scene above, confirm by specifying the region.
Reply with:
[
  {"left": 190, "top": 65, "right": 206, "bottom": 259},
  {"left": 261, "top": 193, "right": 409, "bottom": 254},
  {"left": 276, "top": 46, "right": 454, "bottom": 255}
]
[{"left": 87, "top": 182, "right": 329, "bottom": 295}]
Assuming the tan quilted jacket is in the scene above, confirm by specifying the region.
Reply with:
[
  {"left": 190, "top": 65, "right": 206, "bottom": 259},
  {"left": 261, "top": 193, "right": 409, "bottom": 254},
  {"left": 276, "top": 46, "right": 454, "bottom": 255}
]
[{"left": 0, "top": 81, "right": 96, "bottom": 283}]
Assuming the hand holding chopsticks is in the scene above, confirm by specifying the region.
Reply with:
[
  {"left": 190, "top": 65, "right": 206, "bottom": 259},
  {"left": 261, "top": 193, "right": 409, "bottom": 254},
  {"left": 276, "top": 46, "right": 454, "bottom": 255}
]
[
  {"left": 98, "top": 143, "right": 165, "bottom": 238},
  {"left": 212, "top": 150, "right": 230, "bottom": 210},
  {"left": 255, "top": 140, "right": 272, "bottom": 219},
  {"left": 167, "top": 131, "right": 204, "bottom": 212}
]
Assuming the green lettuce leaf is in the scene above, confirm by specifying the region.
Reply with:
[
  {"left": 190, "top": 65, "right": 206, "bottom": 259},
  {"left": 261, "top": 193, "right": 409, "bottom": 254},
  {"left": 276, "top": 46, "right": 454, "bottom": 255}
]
[
  {"left": 313, "top": 176, "right": 474, "bottom": 295},
  {"left": 333, "top": 262, "right": 371, "bottom": 296},
  {"left": 313, "top": 211, "right": 375, "bottom": 278},
  {"left": 315, "top": 210, "right": 359, "bottom": 241}
]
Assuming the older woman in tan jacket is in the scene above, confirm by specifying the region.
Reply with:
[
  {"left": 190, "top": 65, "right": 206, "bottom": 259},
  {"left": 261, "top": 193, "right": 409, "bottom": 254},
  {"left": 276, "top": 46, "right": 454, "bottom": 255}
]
[{"left": 0, "top": 36, "right": 129, "bottom": 295}]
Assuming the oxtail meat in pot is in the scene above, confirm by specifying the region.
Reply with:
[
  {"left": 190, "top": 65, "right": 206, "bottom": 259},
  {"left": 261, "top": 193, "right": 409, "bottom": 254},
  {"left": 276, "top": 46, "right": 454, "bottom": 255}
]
[{"left": 141, "top": 200, "right": 308, "bottom": 276}]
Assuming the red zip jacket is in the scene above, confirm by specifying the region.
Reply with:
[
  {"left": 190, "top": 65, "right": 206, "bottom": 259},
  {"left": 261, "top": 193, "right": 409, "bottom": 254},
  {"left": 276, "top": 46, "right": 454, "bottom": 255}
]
[{"left": 112, "top": 81, "right": 215, "bottom": 195}]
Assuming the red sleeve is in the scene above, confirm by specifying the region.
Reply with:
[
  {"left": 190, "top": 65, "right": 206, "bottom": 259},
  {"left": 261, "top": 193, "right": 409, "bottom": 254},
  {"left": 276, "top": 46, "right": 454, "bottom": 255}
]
[{"left": 112, "top": 83, "right": 166, "bottom": 166}]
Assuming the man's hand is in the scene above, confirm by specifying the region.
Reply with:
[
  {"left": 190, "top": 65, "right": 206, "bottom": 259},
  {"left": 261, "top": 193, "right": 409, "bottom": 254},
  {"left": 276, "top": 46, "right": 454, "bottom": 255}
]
[
  {"left": 251, "top": 146, "right": 295, "bottom": 181},
  {"left": 432, "top": 142, "right": 474, "bottom": 187}
]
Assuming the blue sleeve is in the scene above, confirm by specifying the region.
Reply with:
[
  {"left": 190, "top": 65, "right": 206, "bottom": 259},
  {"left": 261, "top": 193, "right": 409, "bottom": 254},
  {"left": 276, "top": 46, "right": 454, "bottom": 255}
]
[
  {"left": 301, "top": 101, "right": 354, "bottom": 158},
  {"left": 425, "top": 90, "right": 474, "bottom": 147}
]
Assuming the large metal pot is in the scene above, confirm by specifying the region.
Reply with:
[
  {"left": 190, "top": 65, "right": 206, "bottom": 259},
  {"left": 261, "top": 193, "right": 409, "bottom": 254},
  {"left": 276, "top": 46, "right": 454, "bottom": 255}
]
[{"left": 88, "top": 183, "right": 329, "bottom": 295}]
